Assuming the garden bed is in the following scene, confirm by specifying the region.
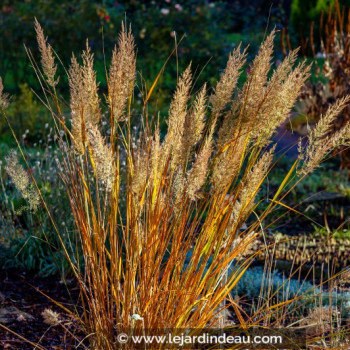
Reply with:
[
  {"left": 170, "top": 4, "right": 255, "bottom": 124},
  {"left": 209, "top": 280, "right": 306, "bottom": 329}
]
[{"left": 0, "top": 270, "right": 83, "bottom": 349}]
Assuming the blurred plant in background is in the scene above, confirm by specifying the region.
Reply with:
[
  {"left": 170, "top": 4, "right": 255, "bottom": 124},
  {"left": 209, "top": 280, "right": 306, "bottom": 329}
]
[
  {"left": 293, "top": 0, "right": 350, "bottom": 172},
  {"left": 0, "top": 1, "right": 287, "bottom": 124},
  {"left": 291, "top": 0, "right": 334, "bottom": 46},
  {"left": 0, "top": 83, "right": 51, "bottom": 144}
]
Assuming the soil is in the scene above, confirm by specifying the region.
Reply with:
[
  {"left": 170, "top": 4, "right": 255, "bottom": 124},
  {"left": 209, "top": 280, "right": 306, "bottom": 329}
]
[{"left": 0, "top": 269, "right": 84, "bottom": 349}]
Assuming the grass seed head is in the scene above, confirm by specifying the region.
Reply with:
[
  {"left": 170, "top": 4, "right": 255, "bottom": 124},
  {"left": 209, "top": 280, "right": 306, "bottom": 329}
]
[
  {"left": 109, "top": 22, "right": 136, "bottom": 123},
  {"left": 34, "top": 18, "right": 58, "bottom": 88},
  {"left": 5, "top": 151, "right": 40, "bottom": 212},
  {"left": 41, "top": 308, "right": 61, "bottom": 326}
]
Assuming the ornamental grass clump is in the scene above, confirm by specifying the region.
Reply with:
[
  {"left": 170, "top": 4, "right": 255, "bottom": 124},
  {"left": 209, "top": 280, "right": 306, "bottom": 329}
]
[{"left": 2, "top": 21, "right": 350, "bottom": 349}]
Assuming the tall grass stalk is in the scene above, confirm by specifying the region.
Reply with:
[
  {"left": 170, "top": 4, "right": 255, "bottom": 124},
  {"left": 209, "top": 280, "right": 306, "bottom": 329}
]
[{"left": 1, "top": 22, "right": 350, "bottom": 349}]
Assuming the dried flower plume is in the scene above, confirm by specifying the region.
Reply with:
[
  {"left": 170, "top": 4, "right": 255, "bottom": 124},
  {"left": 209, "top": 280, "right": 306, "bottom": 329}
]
[
  {"left": 210, "top": 45, "right": 247, "bottom": 116},
  {"left": 182, "top": 84, "right": 207, "bottom": 159},
  {"left": 186, "top": 124, "right": 215, "bottom": 200},
  {"left": 34, "top": 18, "right": 58, "bottom": 87},
  {"left": 163, "top": 64, "right": 192, "bottom": 170},
  {"left": 5, "top": 152, "right": 40, "bottom": 212},
  {"left": 68, "top": 42, "right": 101, "bottom": 154},
  {"left": 41, "top": 308, "right": 61, "bottom": 326},
  {"left": 298, "top": 95, "right": 350, "bottom": 175},
  {"left": 229, "top": 147, "right": 275, "bottom": 230},
  {"left": 87, "top": 124, "right": 115, "bottom": 191},
  {"left": 108, "top": 23, "right": 136, "bottom": 122}
]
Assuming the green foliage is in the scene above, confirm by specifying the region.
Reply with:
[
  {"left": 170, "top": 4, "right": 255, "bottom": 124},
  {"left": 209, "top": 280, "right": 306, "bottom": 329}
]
[
  {"left": 0, "top": 1, "right": 290, "bottom": 143},
  {"left": 312, "top": 225, "right": 350, "bottom": 238},
  {"left": 0, "top": 144, "right": 77, "bottom": 276},
  {"left": 0, "top": 1, "right": 286, "bottom": 90},
  {"left": 0, "top": 83, "right": 50, "bottom": 143},
  {"left": 291, "top": 0, "right": 333, "bottom": 35},
  {"left": 266, "top": 157, "right": 348, "bottom": 200},
  {"left": 1, "top": 1, "right": 225, "bottom": 89},
  {"left": 1, "top": 231, "right": 65, "bottom": 277},
  {"left": 291, "top": 0, "right": 350, "bottom": 41},
  {"left": 1, "top": 0, "right": 105, "bottom": 89}
]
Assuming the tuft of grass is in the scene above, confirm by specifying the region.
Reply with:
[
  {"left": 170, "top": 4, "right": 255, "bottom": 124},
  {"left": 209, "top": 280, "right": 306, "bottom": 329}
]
[{"left": 1, "top": 21, "right": 350, "bottom": 349}]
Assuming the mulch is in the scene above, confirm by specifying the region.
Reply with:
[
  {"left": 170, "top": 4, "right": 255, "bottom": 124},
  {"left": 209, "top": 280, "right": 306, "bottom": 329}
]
[{"left": 0, "top": 269, "right": 84, "bottom": 349}]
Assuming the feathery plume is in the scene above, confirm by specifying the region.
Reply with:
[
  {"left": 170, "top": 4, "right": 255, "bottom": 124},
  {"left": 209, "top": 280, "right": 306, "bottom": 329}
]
[
  {"left": 163, "top": 65, "right": 192, "bottom": 170},
  {"left": 87, "top": 125, "right": 115, "bottom": 191},
  {"left": 41, "top": 308, "right": 61, "bottom": 326},
  {"left": 210, "top": 45, "right": 247, "bottom": 116},
  {"left": 186, "top": 124, "right": 214, "bottom": 200},
  {"left": 108, "top": 23, "right": 136, "bottom": 123},
  {"left": 81, "top": 41, "right": 101, "bottom": 125},
  {"left": 298, "top": 95, "right": 350, "bottom": 175},
  {"left": 173, "top": 168, "right": 186, "bottom": 206},
  {"left": 149, "top": 127, "right": 164, "bottom": 211},
  {"left": 34, "top": 19, "right": 58, "bottom": 88},
  {"left": 230, "top": 147, "right": 275, "bottom": 229},
  {"left": 249, "top": 50, "right": 310, "bottom": 143},
  {"left": 182, "top": 84, "right": 207, "bottom": 159},
  {"left": 238, "top": 31, "right": 275, "bottom": 126},
  {"left": 212, "top": 131, "right": 246, "bottom": 191},
  {"left": 5, "top": 152, "right": 40, "bottom": 212},
  {"left": 216, "top": 44, "right": 308, "bottom": 165},
  {"left": 216, "top": 32, "right": 274, "bottom": 153},
  {"left": 131, "top": 144, "right": 149, "bottom": 213},
  {"left": 68, "top": 43, "right": 100, "bottom": 154},
  {"left": 69, "top": 55, "right": 85, "bottom": 154}
]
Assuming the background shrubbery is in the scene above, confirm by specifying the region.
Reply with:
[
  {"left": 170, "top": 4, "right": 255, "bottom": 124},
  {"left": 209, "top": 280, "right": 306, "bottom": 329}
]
[
  {"left": 1, "top": 0, "right": 288, "bottom": 143},
  {"left": 0, "top": 0, "right": 288, "bottom": 92}
]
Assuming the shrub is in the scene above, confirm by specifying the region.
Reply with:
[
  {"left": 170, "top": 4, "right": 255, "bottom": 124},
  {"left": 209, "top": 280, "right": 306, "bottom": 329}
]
[{"left": 0, "top": 83, "right": 51, "bottom": 144}]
